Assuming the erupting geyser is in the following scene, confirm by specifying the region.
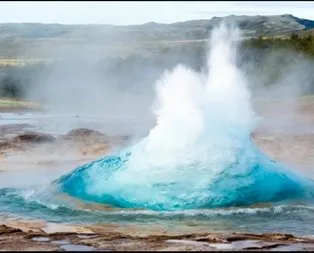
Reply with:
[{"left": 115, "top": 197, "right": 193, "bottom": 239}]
[{"left": 54, "top": 23, "right": 314, "bottom": 211}]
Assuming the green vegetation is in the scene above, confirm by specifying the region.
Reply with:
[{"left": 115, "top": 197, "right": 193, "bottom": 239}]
[
  {"left": 1, "top": 14, "right": 314, "bottom": 101},
  {"left": 244, "top": 33, "right": 314, "bottom": 56},
  {"left": 0, "top": 98, "right": 38, "bottom": 109},
  {"left": 0, "top": 62, "right": 47, "bottom": 99},
  {"left": 2, "top": 33, "right": 314, "bottom": 100}
]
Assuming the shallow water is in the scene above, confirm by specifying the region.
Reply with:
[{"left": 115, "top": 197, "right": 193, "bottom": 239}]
[
  {"left": 0, "top": 111, "right": 152, "bottom": 137},
  {"left": 0, "top": 184, "right": 314, "bottom": 235},
  {"left": 32, "top": 237, "right": 50, "bottom": 242},
  {"left": 60, "top": 244, "right": 96, "bottom": 251}
]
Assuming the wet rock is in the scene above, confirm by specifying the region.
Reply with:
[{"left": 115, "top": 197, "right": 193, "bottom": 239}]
[
  {"left": 0, "top": 132, "right": 56, "bottom": 159},
  {"left": 11, "top": 132, "right": 56, "bottom": 144},
  {"left": 0, "top": 132, "right": 56, "bottom": 153},
  {"left": 62, "top": 128, "right": 107, "bottom": 142},
  {"left": 56, "top": 128, "right": 129, "bottom": 157},
  {"left": 0, "top": 224, "right": 23, "bottom": 235},
  {"left": 226, "top": 232, "right": 296, "bottom": 242},
  {"left": 62, "top": 128, "right": 129, "bottom": 145},
  {"left": 0, "top": 132, "right": 55, "bottom": 147},
  {"left": 1, "top": 223, "right": 314, "bottom": 251}
]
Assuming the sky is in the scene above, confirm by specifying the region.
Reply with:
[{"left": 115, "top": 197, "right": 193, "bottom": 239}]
[{"left": 0, "top": 1, "right": 313, "bottom": 25}]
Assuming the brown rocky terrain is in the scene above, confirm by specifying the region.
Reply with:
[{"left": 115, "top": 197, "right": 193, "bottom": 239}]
[{"left": 1, "top": 222, "right": 314, "bottom": 251}]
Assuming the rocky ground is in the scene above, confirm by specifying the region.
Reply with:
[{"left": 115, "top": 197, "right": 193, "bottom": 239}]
[
  {"left": 1, "top": 222, "right": 314, "bottom": 251},
  {"left": 0, "top": 99, "right": 314, "bottom": 251},
  {"left": 0, "top": 126, "right": 128, "bottom": 173}
]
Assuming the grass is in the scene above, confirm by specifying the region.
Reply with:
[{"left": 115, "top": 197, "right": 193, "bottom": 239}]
[
  {"left": 0, "top": 98, "right": 39, "bottom": 109},
  {"left": 0, "top": 59, "right": 52, "bottom": 66},
  {"left": 298, "top": 94, "right": 314, "bottom": 101}
]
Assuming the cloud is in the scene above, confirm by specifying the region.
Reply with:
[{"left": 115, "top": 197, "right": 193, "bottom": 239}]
[
  {"left": 0, "top": 1, "right": 312, "bottom": 25},
  {"left": 195, "top": 10, "right": 279, "bottom": 17}
]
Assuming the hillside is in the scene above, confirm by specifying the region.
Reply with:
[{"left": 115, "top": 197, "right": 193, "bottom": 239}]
[
  {"left": 1, "top": 14, "right": 314, "bottom": 102},
  {"left": 0, "top": 14, "right": 313, "bottom": 60}
]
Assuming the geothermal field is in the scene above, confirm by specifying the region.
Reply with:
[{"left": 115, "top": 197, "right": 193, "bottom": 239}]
[{"left": 1, "top": 20, "right": 314, "bottom": 251}]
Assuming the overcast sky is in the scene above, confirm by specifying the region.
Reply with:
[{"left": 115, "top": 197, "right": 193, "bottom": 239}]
[{"left": 0, "top": 1, "right": 313, "bottom": 25}]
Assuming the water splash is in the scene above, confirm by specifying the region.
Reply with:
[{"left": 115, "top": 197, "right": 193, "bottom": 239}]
[{"left": 54, "top": 23, "right": 314, "bottom": 211}]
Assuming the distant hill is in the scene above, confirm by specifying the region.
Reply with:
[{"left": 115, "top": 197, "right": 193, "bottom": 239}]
[
  {"left": 1, "top": 14, "right": 314, "bottom": 40},
  {"left": 0, "top": 14, "right": 313, "bottom": 59}
]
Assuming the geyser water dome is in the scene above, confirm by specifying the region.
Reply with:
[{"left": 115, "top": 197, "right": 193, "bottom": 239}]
[{"left": 54, "top": 23, "right": 314, "bottom": 211}]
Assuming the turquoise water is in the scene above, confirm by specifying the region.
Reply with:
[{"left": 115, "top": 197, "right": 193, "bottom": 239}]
[
  {"left": 55, "top": 142, "right": 314, "bottom": 211},
  {"left": 1, "top": 185, "right": 314, "bottom": 235}
]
